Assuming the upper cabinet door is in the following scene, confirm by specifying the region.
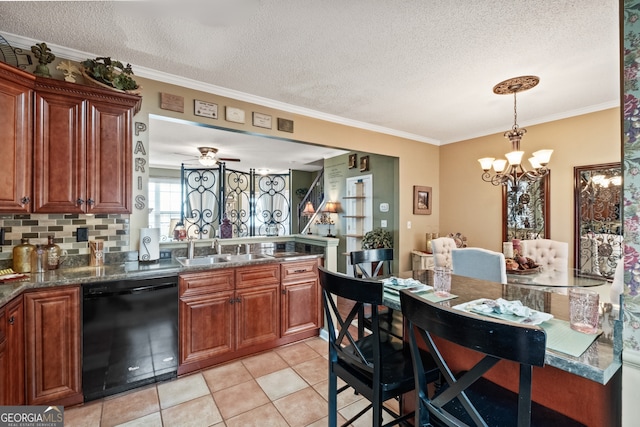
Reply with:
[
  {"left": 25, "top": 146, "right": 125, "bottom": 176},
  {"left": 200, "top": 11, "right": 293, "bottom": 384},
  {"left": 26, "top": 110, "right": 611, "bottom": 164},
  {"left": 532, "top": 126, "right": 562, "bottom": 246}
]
[
  {"left": 33, "top": 90, "right": 86, "bottom": 213},
  {"left": 0, "top": 63, "right": 34, "bottom": 213},
  {"left": 85, "top": 100, "right": 132, "bottom": 214}
]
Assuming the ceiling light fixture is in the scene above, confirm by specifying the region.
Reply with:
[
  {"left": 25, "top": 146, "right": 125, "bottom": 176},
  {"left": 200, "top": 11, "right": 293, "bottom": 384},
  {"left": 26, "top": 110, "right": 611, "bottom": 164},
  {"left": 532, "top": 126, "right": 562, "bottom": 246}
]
[
  {"left": 478, "top": 76, "right": 553, "bottom": 187},
  {"left": 198, "top": 147, "right": 218, "bottom": 167}
]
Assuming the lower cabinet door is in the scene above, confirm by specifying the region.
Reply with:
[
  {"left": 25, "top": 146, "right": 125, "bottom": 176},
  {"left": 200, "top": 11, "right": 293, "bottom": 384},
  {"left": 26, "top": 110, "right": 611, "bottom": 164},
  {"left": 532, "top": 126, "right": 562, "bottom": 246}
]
[
  {"left": 281, "top": 279, "right": 320, "bottom": 336},
  {"left": 5, "top": 297, "right": 25, "bottom": 405},
  {"left": 236, "top": 284, "right": 280, "bottom": 350},
  {"left": 24, "top": 286, "right": 82, "bottom": 406},
  {"left": 180, "top": 290, "right": 234, "bottom": 365}
]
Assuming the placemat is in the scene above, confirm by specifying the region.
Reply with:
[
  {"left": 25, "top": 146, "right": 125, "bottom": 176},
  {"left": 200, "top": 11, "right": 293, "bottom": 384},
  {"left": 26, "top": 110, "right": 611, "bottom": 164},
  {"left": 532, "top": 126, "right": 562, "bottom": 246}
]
[
  {"left": 383, "top": 289, "right": 458, "bottom": 305},
  {"left": 542, "top": 318, "right": 602, "bottom": 358}
]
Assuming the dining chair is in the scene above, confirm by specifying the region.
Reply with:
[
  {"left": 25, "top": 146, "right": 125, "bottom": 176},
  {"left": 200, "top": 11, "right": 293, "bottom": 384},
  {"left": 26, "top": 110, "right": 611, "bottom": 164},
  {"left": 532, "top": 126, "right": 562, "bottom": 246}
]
[
  {"left": 431, "top": 237, "right": 457, "bottom": 268},
  {"left": 350, "top": 248, "right": 393, "bottom": 278},
  {"left": 350, "top": 248, "right": 400, "bottom": 339},
  {"left": 399, "top": 290, "right": 586, "bottom": 427},
  {"left": 451, "top": 247, "right": 508, "bottom": 284},
  {"left": 318, "top": 266, "right": 439, "bottom": 427},
  {"left": 520, "top": 239, "right": 569, "bottom": 272}
]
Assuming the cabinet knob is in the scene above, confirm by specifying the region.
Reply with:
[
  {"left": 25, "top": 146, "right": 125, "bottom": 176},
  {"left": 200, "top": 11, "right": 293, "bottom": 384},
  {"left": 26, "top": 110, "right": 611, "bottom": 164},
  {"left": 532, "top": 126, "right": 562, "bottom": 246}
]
[
  {"left": 77, "top": 198, "right": 85, "bottom": 205},
  {"left": 294, "top": 269, "right": 307, "bottom": 273},
  {"left": 235, "top": 297, "right": 241, "bottom": 303},
  {"left": 282, "top": 289, "right": 287, "bottom": 295},
  {"left": 229, "top": 298, "right": 235, "bottom": 304},
  {"left": 87, "top": 198, "right": 95, "bottom": 206},
  {"left": 20, "top": 196, "right": 30, "bottom": 205},
  {"left": 8, "top": 316, "right": 14, "bottom": 325}
]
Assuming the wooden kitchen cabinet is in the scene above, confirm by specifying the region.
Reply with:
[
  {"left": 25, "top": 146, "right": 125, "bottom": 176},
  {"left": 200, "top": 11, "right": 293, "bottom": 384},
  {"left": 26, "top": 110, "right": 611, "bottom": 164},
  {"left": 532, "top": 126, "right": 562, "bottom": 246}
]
[
  {"left": 0, "top": 61, "right": 140, "bottom": 214},
  {"left": 179, "top": 264, "right": 281, "bottom": 375},
  {"left": 0, "top": 296, "right": 25, "bottom": 405},
  {"left": 24, "top": 286, "right": 82, "bottom": 407},
  {"left": 281, "top": 259, "right": 322, "bottom": 336},
  {"left": 179, "top": 269, "right": 235, "bottom": 372},
  {"left": 33, "top": 78, "right": 136, "bottom": 213},
  {"left": 0, "top": 62, "right": 34, "bottom": 213}
]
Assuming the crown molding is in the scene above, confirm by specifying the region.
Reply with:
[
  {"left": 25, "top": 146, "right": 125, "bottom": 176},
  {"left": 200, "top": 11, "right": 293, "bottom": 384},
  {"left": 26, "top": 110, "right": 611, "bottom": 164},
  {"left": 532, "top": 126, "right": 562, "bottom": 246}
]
[{"left": 4, "top": 32, "right": 440, "bottom": 146}]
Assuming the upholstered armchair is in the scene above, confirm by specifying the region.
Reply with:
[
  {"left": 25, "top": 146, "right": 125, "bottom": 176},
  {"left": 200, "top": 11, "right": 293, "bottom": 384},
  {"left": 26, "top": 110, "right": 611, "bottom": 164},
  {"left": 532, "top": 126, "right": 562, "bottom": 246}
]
[
  {"left": 520, "top": 239, "right": 569, "bottom": 272},
  {"left": 431, "top": 237, "right": 457, "bottom": 268}
]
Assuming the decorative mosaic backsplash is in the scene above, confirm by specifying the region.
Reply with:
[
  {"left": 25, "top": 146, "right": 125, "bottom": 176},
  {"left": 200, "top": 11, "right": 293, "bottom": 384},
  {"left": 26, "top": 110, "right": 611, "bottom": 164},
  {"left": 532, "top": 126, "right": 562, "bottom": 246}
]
[{"left": 0, "top": 213, "right": 130, "bottom": 263}]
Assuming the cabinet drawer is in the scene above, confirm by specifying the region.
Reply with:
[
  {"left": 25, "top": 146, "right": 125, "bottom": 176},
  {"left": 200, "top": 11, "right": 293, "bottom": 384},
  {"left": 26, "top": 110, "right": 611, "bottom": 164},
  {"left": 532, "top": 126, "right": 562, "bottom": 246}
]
[
  {"left": 236, "top": 264, "right": 280, "bottom": 289},
  {"left": 281, "top": 260, "right": 318, "bottom": 282},
  {"left": 180, "top": 269, "right": 235, "bottom": 297}
]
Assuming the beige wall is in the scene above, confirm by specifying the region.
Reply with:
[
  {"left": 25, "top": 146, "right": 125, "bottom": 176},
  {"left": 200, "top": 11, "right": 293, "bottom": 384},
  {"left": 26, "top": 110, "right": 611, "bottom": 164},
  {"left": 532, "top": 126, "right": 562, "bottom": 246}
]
[
  {"left": 439, "top": 108, "right": 621, "bottom": 266},
  {"left": 135, "top": 77, "right": 440, "bottom": 270}
]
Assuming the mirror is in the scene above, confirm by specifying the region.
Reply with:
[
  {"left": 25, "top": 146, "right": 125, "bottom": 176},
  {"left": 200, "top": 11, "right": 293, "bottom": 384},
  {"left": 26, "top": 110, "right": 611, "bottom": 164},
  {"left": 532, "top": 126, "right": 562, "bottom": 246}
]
[
  {"left": 574, "top": 162, "right": 622, "bottom": 278},
  {"left": 502, "top": 174, "right": 550, "bottom": 242}
]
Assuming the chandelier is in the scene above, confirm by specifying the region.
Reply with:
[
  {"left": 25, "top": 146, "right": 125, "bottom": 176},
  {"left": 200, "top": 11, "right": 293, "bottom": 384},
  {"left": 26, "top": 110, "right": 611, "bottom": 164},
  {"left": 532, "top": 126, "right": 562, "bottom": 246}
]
[{"left": 478, "top": 76, "right": 553, "bottom": 187}]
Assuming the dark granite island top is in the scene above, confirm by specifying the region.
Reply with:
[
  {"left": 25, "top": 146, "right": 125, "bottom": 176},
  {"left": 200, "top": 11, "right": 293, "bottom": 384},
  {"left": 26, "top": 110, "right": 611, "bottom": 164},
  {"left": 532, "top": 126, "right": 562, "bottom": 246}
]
[{"left": 0, "top": 252, "right": 323, "bottom": 306}]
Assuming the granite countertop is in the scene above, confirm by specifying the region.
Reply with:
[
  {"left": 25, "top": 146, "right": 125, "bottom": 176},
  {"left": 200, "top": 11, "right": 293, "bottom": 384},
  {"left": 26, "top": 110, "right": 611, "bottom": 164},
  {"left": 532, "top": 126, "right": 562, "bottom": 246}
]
[{"left": 0, "top": 252, "right": 322, "bottom": 306}]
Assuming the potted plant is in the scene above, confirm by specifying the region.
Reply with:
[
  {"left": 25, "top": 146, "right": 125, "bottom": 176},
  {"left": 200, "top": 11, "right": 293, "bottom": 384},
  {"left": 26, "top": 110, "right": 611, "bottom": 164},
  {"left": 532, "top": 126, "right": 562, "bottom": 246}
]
[
  {"left": 362, "top": 228, "right": 393, "bottom": 249},
  {"left": 81, "top": 56, "right": 141, "bottom": 94}
]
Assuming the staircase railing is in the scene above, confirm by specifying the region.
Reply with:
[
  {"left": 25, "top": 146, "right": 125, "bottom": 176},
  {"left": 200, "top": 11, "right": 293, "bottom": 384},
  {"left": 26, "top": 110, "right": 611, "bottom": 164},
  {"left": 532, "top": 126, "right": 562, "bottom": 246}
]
[{"left": 298, "top": 169, "right": 324, "bottom": 234}]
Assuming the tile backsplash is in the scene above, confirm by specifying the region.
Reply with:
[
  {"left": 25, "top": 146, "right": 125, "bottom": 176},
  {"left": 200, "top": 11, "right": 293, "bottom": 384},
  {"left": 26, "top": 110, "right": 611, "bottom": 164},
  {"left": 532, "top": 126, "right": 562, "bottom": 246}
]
[{"left": 0, "top": 213, "right": 130, "bottom": 262}]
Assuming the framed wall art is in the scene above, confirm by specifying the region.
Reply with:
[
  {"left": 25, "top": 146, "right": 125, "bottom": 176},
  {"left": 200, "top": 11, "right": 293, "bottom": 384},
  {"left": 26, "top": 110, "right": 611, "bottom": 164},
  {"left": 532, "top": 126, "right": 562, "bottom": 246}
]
[
  {"left": 349, "top": 153, "right": 357, "bottom": 169},
  {"left": 194, "top": 100, "right": 218, "bottom": 119},
  {"left": 413, "top": 185, "right": 432, "bottom": 215},
  {"left": 360, "top": 155, "right": 370, "bottom": 172}
]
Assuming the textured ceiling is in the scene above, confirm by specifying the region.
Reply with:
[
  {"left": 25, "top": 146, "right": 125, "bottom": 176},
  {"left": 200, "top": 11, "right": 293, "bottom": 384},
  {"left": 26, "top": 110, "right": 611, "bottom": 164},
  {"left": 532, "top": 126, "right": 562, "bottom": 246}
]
[{"left": 0, "top": 0, "right": 619, "bottom": 147}]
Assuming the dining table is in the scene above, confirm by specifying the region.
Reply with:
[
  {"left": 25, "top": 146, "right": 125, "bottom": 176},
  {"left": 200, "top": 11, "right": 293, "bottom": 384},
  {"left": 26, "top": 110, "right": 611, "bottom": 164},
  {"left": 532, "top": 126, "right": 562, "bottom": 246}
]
[
  {"left": 506, "top": 267, "right": 609, "bottom": 289},
  {"left": 381, "top": 269, "right": 622, "bottom": 427}
]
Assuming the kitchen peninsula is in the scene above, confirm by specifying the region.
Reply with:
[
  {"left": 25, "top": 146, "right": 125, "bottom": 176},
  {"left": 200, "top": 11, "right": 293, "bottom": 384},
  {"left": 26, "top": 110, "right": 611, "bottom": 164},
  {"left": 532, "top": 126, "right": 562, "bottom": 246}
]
[{"left": 0, "top": 235, "right": 335, "bottom": 407}]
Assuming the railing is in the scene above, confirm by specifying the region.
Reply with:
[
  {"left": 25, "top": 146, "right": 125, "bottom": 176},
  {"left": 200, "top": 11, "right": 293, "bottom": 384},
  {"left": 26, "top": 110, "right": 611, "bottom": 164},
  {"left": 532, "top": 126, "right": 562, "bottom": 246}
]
[
  {"left": 298, "top": 169, "right": 324, "bottom": 234},
  {"left": 181, "top": 165, "right": 291, "bottom": 237}
]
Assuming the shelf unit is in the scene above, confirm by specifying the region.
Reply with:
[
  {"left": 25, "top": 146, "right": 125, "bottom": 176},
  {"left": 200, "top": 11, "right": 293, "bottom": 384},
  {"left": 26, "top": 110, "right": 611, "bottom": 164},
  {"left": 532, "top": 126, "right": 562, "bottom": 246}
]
[{"left": 344, "top": 176, "right": 373, "bottom": 275}]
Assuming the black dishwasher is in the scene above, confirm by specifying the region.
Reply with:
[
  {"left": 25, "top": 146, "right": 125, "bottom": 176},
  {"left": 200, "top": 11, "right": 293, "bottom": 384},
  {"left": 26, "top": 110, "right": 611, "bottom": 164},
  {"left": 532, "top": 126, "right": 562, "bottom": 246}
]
[{"left": 82, "top": 276, "right": 178, "bottom": 401}]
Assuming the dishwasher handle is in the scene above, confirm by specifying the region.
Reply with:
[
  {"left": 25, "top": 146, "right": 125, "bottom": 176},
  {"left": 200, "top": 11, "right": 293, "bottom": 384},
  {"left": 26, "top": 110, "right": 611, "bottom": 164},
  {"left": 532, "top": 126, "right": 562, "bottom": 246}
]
[{"left": 84, "top": 280, "right": 177, "bottom": 299}]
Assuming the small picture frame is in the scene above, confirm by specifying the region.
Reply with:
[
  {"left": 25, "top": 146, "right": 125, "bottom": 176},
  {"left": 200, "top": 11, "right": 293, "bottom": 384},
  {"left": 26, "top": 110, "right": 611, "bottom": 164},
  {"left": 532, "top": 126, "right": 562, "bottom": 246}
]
[
  {"left": 413, "top": 185, "right": 432, "bottom": 215},
  {"left": 252, "top": 112, "right": 272, "bottom": 129},
  {"left": 360, "top": 155, "right": 370, "bottom": 172},
  {"left": 277, "top": 118, "right": 294, "bottom": 133},
  {"left": 194, "top": 100, "right": 218, "bottom": 119},
  {"left": 225, "top": 106, "right": 245, "bottom": 124},
  {"left": 349, "top": 153, "right": 357, "bottom": 169}
]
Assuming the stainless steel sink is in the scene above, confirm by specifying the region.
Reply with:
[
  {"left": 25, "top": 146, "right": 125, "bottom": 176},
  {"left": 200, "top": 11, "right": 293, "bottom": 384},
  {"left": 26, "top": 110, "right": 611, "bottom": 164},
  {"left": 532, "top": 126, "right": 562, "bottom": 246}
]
[
  {"left": 175, "top": 256, "right": 229, "bottom": 266},
  {"left": 224, "top": 253, "right": 274, "bottom": 262}
]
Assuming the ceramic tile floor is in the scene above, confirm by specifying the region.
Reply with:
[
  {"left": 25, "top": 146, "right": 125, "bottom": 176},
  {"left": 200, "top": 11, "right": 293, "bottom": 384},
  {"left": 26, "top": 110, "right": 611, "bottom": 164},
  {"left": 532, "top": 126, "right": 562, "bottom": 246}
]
[{"left": 63, "top": 336, "right": 398, "bottom": 427}]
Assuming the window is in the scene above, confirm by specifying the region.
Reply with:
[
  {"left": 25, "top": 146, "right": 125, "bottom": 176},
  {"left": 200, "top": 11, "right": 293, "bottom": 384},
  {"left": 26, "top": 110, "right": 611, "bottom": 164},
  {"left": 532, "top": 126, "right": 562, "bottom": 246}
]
[{"left": 148, "top": 177, "right": 182, "bottom": 239}]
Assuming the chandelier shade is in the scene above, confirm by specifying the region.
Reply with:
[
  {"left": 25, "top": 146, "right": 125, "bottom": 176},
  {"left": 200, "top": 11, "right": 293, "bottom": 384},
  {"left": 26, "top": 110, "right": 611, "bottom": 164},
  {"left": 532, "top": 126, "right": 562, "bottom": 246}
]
[{"left": 479, "top": 76, "right": 552, "bottom": 187}]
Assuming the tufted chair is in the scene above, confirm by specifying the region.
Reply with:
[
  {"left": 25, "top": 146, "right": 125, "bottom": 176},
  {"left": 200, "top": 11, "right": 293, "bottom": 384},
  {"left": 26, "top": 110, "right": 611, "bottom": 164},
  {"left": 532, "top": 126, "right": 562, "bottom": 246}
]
[
  {"left": 431, "top": 237, "right": 457, "bottom": 269},
  {"left": 520, "top": 239, "right": 569, "bottom": 272}
]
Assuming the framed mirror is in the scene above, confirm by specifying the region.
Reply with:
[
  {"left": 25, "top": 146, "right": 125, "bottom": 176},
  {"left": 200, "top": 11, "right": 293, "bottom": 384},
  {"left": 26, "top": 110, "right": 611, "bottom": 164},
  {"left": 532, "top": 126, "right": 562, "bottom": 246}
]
[
  {"left": 502, "top": 173, "right": 550, "bottom": 242},
  {"left": 574, "top": 162, "right": 622, "bottom": 278}
]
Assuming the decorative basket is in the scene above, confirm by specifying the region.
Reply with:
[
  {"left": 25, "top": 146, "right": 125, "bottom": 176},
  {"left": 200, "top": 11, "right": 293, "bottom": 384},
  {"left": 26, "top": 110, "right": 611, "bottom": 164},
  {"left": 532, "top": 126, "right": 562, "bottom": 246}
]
[{"left": 81, "top": 68, "right": 142, "bottom": 96}]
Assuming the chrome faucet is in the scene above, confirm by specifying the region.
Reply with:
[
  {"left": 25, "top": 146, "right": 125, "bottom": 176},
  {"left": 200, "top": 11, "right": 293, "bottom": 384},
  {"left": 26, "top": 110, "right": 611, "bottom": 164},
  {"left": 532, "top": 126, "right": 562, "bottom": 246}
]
[
  {"left": 187, "top": 238, "right": 195, "bottom": 259},
  {"left": 236, "top": 244, "right": 242, "bottom": 255},
  {"left": 212, "top": 238, "right": 222, "bottom": 254}
]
